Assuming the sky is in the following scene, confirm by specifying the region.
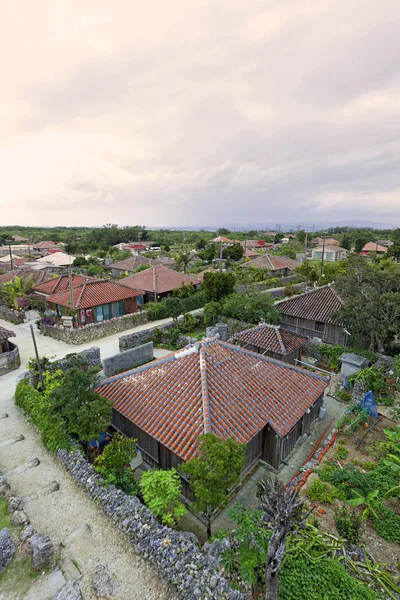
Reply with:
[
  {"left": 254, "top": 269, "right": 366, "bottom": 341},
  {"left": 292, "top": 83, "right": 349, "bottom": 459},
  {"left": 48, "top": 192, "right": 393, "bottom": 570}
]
[{"left": 1, "top": 0, "right": 400, "bottom": 228}]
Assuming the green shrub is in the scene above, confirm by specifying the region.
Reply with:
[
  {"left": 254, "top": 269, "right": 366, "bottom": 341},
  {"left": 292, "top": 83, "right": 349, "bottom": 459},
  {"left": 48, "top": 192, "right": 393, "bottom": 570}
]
[
  {"left": 334, "top": 506, "right": 362, "bottom": 545},
  {"left": 139, "top": 468, "right": 186, "bottom": 527},
  {"left": 306, "top": 479, "right": 343, "bottom": 504},
  {"left": 334, "top": 440, "right": 348, "bottom": 461},
  {"left": 95, "top": 434, "right": 138, "bottom": 495},
  {"left": 348, "top": 367, "right": 383, "bottom": 393},
  {"left": 145, "top": 301, "right": 169, "bottom": 321},
  {"left": 335, "top": 389, "right": 352, "bottom": 402},
  {"left": 279, "top": 553, "right": 382, "bottom": 600},
  {"left": 372, "top": 506, "right": 400, "bottom": 543}
]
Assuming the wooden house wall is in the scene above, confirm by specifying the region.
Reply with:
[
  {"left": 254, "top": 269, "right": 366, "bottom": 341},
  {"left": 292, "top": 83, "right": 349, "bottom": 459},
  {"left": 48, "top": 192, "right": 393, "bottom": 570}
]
[
  {"left": 280, "top": 314, "right": 345, "bottom": 346},
  {"left": 112, "top": 409, "right": 160, "bottom": 467},
  {"left": 244, "top": 430, "right": 263, "bottom": 470}
]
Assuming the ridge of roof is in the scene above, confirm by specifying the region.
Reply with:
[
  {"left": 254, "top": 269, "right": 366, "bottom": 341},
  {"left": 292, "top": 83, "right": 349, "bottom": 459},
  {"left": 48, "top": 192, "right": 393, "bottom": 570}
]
[
  {"left": 275, "top": 284, "right": 342, "bottom": 306},
  {"left": 199, "top": 346, "right": 212, "bottom": 434}
]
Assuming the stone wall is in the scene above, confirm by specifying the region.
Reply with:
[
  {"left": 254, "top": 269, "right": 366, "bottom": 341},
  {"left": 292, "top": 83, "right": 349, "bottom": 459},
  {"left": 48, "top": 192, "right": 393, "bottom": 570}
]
[
  {"left": 58, "top": 450, "right": 242, "bottom": 600},
  {"left": 53, "top": 347, "right": 101, "bottom": 372},
  {"left": 40, "top": 312, "right": 148, "bottom": 345},
  {"left": 119, "top": 321, "right": 175, "bottom": 351},
  {"left": 0, "top": 342, "right": 21, "bottom": 376},
  {"left": 0, "top": 306, "right": 24, "bottom": 324},
  {"left": 103, "top": 343, "right": 154, "bottom": 377}
]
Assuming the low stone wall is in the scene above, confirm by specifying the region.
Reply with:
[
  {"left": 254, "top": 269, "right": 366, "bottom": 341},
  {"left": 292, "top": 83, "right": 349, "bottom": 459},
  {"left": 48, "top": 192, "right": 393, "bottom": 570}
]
[
  {"left": 103, "top": 342, "right": 154, "bottom": 377},
  {"left": 54, "top": 347, "right": 101, "bottom": 371},
  {"left": 0, "top": 342, "right": 21, "bottom": 376},
  {"left": 58, "top": 450, "right": 242, "bottom": 600},
  {"left": 40, "top": 312, "right": 148, "bottom": 345},
  {"left": 0, "top": 306, "right": 24, "bottom": 324},
  {"left": 119, "top": 321, "right": 175, "bottom": 351}
]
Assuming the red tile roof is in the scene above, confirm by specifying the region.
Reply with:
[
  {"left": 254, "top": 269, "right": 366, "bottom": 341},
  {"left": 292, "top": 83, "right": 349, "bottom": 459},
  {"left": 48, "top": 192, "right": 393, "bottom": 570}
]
[
  {"left": 110, "top": 256, "right": 158, "bottom": 271},
  {"left": 46, "top": 279, "right": 142, "bottom": 309},
  {"left": 33, "top": 275, "right": 92, "bottom": 296},
  {"left": 12, "top": 235, "right": 29, "bottom": 242},
  {"left": 0, "top": 268, "right": 52, "bottom": 286},
  {"left": 244, "top": 249, "right": 259, "bottom": 258},
  {"left": 120, "top": 266, "right": 200, "bottom": 295},
  {"left": 241, "top": 240, "right": 274, "bottom": 249},
  {"left": 313, "top": 237, "right": 339, "bottom": 246},
  {"left": 241, "top": 254, "right": 300, "bottom": 272},
  {"left": 234, "top": 324, "right": 307, "bottom": 355},
  {"left": 361, "top": 242, "right": 388, "bottom": 253},
  {"left": 98, "top": 338, "right": 328, "bottom": 461},
  {"left": 0, "top": 327, "right": 16, "bottom": 342},
  {"left": 277, "top": 285, "right": 343, "bottom": 324},
  {"left": 0, "top": 258, "right": 27, "bottom": 270},
  {"left": 32, "top": 241, "right": 58, "bottom": 249}
]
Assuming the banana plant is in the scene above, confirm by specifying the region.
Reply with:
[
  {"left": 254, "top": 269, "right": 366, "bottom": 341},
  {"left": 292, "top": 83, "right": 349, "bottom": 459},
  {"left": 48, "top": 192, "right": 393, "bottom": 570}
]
[{"left": 347, "top": 489, "right": 380, "bottom": 521}]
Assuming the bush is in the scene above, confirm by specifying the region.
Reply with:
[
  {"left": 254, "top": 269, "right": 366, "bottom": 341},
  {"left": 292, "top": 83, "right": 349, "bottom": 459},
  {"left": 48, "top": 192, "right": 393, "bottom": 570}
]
[
  {"left": 334, "top": 440, "right": 348, "bottom": 461},
  {"left": 334, "top": 506, "right": 362, "bottom": 545},
  {"left": 372, "top": 506, "right": 400, "bottom": 543},
  {"left": 203, "top": 301, "right": 222, "bottom": 326},
  {"left": 181, "top": 312, "right": 196, "bottom": 332},
  {"left": 336, "top": 389, "right": 352, "bottom": 402},
  {"left": 145, "top": 301, "right": 169, "bottom": 321},
  {"left": 95, "top": 434, "right": 138, "bottom": 495},
  {"left": 305, "top": 479, "right": 343, "bottom": 504},
  {"left": 139, "top": 468, "right": 186, "bottom": 526},
  {"left": 221, "top": 291, "right": 280, "bottom": 324}
]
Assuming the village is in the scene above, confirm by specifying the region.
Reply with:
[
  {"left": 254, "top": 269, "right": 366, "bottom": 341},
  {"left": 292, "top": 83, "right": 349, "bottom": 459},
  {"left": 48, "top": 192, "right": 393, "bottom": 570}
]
[{"left": 0, "top": 225, "right": 399, "bottom": 600}]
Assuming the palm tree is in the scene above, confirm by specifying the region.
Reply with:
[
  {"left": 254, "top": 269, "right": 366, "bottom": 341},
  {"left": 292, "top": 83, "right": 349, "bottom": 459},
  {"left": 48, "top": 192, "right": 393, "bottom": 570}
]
[{"left": 0, "top": 275, "right": 34, "bottom": 310}]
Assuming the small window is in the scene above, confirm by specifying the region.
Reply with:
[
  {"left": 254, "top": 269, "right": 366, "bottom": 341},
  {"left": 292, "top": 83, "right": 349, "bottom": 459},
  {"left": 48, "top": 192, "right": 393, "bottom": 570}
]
[{"left": 315, "top": 321, "right": 324, "bottom": 332}]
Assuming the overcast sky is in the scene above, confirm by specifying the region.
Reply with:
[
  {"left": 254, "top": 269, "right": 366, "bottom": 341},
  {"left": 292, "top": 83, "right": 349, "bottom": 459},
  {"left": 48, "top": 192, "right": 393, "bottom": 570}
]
[{"left": 1, "top": 1, "right": 400, "bottom": 228}]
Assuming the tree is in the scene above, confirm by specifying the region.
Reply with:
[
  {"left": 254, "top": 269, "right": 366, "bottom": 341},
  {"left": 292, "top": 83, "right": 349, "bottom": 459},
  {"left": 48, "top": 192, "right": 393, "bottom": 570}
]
[
  {"left": 217, "top": 228, "right": 231, "bottom": 235},
  {"left": 180, "top": 433, "right": 245, "bottom": 538},
  {"left": 0, "top": 275, "right": 35, "bottom": 310},
  {"left": 203, "top": 271, "right": 236, "bottom": 303},
  {"left": 341, "top": 234, "right": 352, "bottom": 251},
  {"left": 335, "top": 257, "right": 400, "bottom": 352},
  {"left": 221, "top": 291, "right": 280, "bottom": 324},
  {"left": 174, "top": 249, "right": 190, "bottom": 273},
  {"left": 163, "top": 296, "right": 184, "bottom": 324},
  {"left": 72, "top": 256, "right": 87, "bottom": 266},
  {"left": 196, "top": 238, "right": 207, "bottom": 250},
  {"left": 203, "top": 301, "right": 222, "bottom": 325},
  {"left": 139, "top": 468, "right": 186, "bottom": 526},
  {"left": 223, "top": 243, "right": 244, "bottom": 262},
  {"left": 354, "top": 235, "right": 369, "bottom": 254},
  {"left": 297, "top": 230, "right": 306, "bottom": 244},
  {"left": 258, "top": 478, "right": 307, "bottom": 600},
  {"left": 274, "top": 233, "right": 283, "bottom": 244},
  {"left": 198, "top": 243, "right": 217, "bottom": 262},
  {"left": 388, "top": 228, "right": 400, "bottom": 261},
  {"left": 47, "top": 368, "right": 112, "bottom": 441},
  {"left": 95, "top": 434, "right": 138, "bottom": 494}
]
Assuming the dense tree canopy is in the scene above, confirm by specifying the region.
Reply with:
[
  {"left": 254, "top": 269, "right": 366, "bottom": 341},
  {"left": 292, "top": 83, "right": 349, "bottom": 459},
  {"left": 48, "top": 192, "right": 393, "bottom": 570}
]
[{"left": 203, "top": 271, "right": 236, "bottom": 302}]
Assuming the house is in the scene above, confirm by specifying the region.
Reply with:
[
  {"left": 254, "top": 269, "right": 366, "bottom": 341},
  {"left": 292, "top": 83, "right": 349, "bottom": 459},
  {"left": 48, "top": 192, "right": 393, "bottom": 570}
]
[
  {"left": 32, "top": 241, "right": 60, "bottom": 254},
  {"left": 120, "top": 265, "right": 200, "bottom": 302},
  {"left": 360, "top": 242, "right": 388, "bottom": 256},
  {"left": 0, "top": 267, "right": 52, "bottom": 287},
  {"left": 311, "top": 245, "right": 347, "bottom": 262},
  {"left": 233, "top": 323, "right": 307, "bottom": 364},
  {"left": 109, "top": 256, "right": 158, "bottom": 277},
  {"left": 241, "top": 254, "right": 300, "bottom": 276},
  {"left": 35, "top": 252, "right": 76, "bottom": 267},
  {"left": 156, "top": 256, "right": 175, "bottom": 267},
  {"left": 243, "top": 249, "right": 260, "bottom": 259},
  {"left": 0, "top": 256, "right": 27, "bottom": 271},
  {"left": 211, "top": 236, "right": 234, "bottom": 244},
  {"left": 241, "top": 240, "right": 274, "bottom": 250},
  {"left": 12, "top": 235, "right": 29, "bottom": 242},
  {"left": 313, "top": 237, "right": 339, "bottom": 247},
  {"left": 0, "top": 327, "right": 20, "bottom": 376},
  {"left": 276, "top": 285, "right": 345, "bottom": 345},
  {"left": 45, "top": 279, "right": 143, "bottom": 326},
  {"left": 33, "top": 274, "right": 93, "bottom": 297},
  {"left": 97, "top": 338, "right": 328, "bottom": 482},
  {"left": 376, "top": 240, "right": 393, "bottom": 248}
]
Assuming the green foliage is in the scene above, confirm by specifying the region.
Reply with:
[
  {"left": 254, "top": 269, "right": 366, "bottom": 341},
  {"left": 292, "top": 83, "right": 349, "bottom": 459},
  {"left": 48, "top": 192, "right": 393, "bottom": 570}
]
[
  {"left": 347, "top": 489, "right": 380, "bottom": 521},
  {"left": 139, "top": 468, "right": 186, "bottom": 526},
  {"left": 372, "top": 506, "right": 400, "bottom": 543},
  {"left": 334, "top": 506, "right": 362, "bottom": 545},
  {"left": 0, "top": 275, "right": 35, "bottom": 310},
  {"left": 222, "top": 243, "right": 244, "bottom": 262},
  {"left": 203, "top": 271, "right": 236, "bottom": 302},
  {"left": 203, "top": 301, "right": 222, "bottom": 326},
  {"left": 334, "top": 440, "right": 348, "bottom": 460},
  {"left": 311, "top": 342, "right": 377, "bottom": 371},
  {"left": 95, "top": 434, "right": 138, "bottom": 494},
  {"left": 221, "top": 291, "right": 280, "bottom": 324},
  {"left": 162, "top": 297, "right": 185, "bottom": 323},
  {"left": 181, "top": 433, "right": 245, "bottom": 535},
  {"left": 72, "top": 256, "right": 87, "bottom": 266},
  {"left": 306, "top": 479, "right": 344, "bottom": 504},
  {"left": 279, "top": 553, "right": 382, "bottom": 600},
  {"left": 198, "top": 243, "right": 217, "bottom": 262},
  {"left": 336, "top": 389, "right": 352, "bottom": 402},
  {"left": 181, "top": 312, "right": 196, "bottom": 332},
  {"left": 348, "top": 367, "right": 384, "bottom": 393},
  {"left": 143, "top": 301, "right": 169, "bottom": 321}
]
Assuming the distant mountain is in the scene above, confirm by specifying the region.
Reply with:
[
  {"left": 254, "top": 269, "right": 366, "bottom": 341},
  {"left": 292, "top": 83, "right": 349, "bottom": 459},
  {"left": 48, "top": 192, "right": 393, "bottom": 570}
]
[{"left": 153, "top": 219, "right": 397, "bottom": 232}]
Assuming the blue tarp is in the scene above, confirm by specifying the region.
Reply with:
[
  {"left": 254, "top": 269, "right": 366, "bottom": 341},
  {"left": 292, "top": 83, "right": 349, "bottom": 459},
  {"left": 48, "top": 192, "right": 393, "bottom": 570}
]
[
  {"left": 360, "top": 391, "right": 379, "bottom": 418},
  {"left": 88, "top": 431, "right": 112, "bottom": 451}
]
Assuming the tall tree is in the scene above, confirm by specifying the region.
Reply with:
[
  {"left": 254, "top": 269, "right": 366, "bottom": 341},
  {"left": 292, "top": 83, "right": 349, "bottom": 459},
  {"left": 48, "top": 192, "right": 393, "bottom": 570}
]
[
  {"left": 341, "top": 234, "right": 352, "bottom": 250},
  {"left": 221, "top": 291, "right": 280, "bottom": 324},
  {"left": 388, "top": 228, "right": 400, "bottom": 261},
  {"left": 180, "top": 433, "right": 245, "bottom": 538},
  {"left": 258, "top": 478, "right": 307, "bottom": 600},
  {"left": 203, "top": 271, "right": 236, "bottom": 302}
]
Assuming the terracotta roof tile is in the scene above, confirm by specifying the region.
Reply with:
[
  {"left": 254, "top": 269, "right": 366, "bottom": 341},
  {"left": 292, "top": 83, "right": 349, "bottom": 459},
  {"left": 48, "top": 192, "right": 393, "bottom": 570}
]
[
  {"left": 110, "top": 256, "right": 158, "bottom": 271},
  {"left": 0, "top": 268, "right": 52, "bottom": 286},
  {"left": 276, "top": 285, "right": 343, "bottom": 324},
  {"left": 33, "top": 275, "right": 91, "bottom": 296},
  {"left": 98, "top": 339, "right": 328, "bottom": 461},
  {"left": 0, "top": 327, "right": 16, "bottom": 342},
  {"left": 234, "top": 323, "right": 307, "bottom": 355},
  {"left": 241, "top": 254, "right": 300, "bottom": 271},
  {"left": 361, "top": 242, "right": 388, "bottom": 252},
  {"left": 120, "top": 266, "right": 200, "bottom": 295},
  {"left": 46, "top": 279, "right": 142, "bottom": 309}
]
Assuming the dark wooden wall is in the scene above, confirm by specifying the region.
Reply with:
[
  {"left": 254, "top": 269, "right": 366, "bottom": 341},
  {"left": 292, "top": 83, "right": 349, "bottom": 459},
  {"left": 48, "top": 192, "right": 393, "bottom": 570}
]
[{"left": 280, "top": 315, "right": 345, "bottom": 345}]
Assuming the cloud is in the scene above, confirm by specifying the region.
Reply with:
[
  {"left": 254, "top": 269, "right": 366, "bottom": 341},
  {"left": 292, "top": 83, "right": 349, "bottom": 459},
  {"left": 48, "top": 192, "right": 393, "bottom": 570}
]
[{"left": 1, "top": 0, "right": 400, "bottom": 227}]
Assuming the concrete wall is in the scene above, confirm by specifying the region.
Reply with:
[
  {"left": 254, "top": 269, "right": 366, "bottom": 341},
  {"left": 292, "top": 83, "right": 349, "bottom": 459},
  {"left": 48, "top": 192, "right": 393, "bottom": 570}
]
[
  {"left": 103, "top": 342, "right": 154, "bottom": 377},
  {"left": 40, "top": 311, "right": 148, "bottom": 345},
  {"left": 0, "top": 306, "right": 24, "bottom": 324},
  {"left": 0, "top": 342, "right": 20, "bottom": 376}
]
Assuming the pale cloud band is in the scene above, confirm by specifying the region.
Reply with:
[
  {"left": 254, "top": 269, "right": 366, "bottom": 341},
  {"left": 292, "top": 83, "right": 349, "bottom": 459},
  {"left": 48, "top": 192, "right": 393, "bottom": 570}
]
[{"left": 1, "top": 0, "right": 400, "bottom": 227}]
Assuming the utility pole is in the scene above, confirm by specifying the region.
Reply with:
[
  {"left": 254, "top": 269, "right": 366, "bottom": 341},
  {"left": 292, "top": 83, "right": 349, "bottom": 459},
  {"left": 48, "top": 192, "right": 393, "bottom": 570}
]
[
  {"left": 304, "top": 231, "right": 308, "bottom": 255},
  {"left": 320, "top": 234, "right": 327, "bottom": 282},
  {"left": 68, "top": 263, "right": 74, "bottom": 311},
  {"left": 30, "top": 325, "right": 45, "bottom": 391},
  {"left": 219, "top": 243, "right": 223, "bottom": 272},
  {"left": 8, "top": 241, "right": 13, "bottom": 271},
  {"left": 153, "top": 266, "right": 157, "bottom": 302},
  {"left": 244, "top": 233, "right": 247, "bottom": 257}
]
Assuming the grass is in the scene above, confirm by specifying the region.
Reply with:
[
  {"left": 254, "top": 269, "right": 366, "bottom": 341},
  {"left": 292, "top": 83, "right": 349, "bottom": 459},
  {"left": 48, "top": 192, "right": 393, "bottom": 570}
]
[{"left": 0, "top": 497, "right": 12, "bottom": 529}]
